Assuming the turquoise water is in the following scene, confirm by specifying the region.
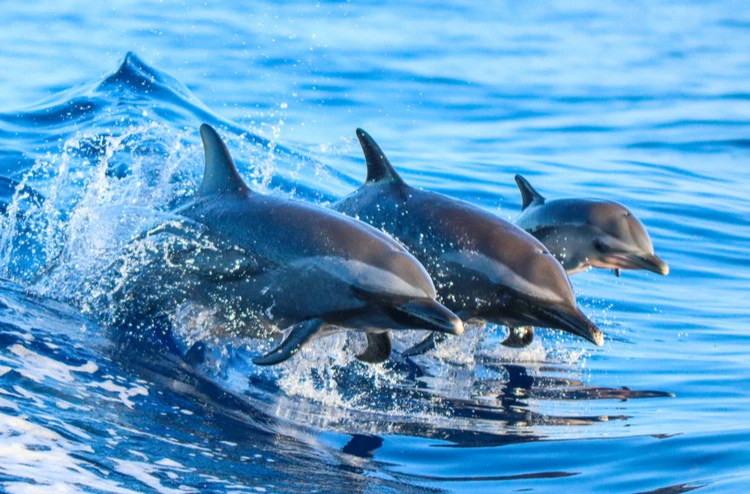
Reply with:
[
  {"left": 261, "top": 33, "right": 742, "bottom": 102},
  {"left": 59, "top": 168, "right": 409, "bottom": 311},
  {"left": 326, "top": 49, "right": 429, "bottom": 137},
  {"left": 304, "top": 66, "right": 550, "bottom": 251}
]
[{"left": 1, "top": 2, "right": 749, "bottom": 492}]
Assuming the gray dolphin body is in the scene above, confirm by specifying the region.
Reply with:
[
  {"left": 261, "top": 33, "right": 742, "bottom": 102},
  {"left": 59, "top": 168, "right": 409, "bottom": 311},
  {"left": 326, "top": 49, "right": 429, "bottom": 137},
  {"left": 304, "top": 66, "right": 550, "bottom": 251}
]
[
  {"left": 334, "top": 129, "right": 603, "bottom": 355},
  {"left": 514, "top": 175, "right": 669, "bottom": 277},
  {"left": 118, "top": 124, "right": 463, "bottom": 366}
]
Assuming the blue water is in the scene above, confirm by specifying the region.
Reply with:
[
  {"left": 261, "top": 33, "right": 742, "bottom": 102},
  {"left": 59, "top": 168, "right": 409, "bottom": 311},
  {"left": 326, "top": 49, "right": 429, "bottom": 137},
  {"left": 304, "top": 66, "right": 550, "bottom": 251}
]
[{"left": 1, "top": 2, "right": 749, "bottom": 492}]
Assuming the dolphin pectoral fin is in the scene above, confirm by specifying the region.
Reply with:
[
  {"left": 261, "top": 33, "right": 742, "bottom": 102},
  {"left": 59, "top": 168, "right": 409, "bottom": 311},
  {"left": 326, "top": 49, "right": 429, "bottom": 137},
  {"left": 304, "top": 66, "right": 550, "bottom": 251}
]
[
  {"left": 514, "top": 175, "right": 546, "bottom": 210},
  {"left": 402, "top": 333, "right": 447, "bottom": 357},
  {"left": 501, "top": 326, "right": 534, "bottom": 348},
  {"left": 356, "top": 331, "right": 392, "bottom": 364},
  {"left": 252, "top": 319, "right": 325, "bottom": 366}
]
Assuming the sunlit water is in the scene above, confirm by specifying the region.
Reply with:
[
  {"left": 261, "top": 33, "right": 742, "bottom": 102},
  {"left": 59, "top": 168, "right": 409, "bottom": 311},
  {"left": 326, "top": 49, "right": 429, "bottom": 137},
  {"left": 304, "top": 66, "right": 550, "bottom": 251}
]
[{"left": 0, "top": 2, "right": 749, "bottom": 493}]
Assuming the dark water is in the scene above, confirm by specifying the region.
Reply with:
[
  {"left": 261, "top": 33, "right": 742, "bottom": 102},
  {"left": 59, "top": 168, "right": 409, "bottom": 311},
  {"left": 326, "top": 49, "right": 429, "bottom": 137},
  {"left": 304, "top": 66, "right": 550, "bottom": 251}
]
[{"left": 1, "top": 2, "right": 749, "bottom": 492}]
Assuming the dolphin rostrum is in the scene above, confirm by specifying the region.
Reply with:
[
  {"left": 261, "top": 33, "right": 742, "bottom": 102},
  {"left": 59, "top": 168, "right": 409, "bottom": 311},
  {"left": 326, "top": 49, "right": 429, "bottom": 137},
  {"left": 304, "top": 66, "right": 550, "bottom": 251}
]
[
  {"left": 334, "top": 129, "right": 603, "bottom": 355},
  {"left": 514, "top": 175, "right": 669, "bottom": 277},
  {"left": 117, "top": 124, "right": 463, "bottom": 366}
]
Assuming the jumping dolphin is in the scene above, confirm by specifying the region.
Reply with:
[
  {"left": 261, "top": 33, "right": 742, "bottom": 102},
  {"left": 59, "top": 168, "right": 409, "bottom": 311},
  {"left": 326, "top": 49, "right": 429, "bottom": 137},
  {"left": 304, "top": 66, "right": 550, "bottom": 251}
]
[
  {"left": 118, "top": 124, "right": 463, "bottom": 366},
  {"left": 334, "top": 129, "right": 603, "bottom": 355},
  {"left": 514, "top": 175, "right": 669, "bottom": 277}
]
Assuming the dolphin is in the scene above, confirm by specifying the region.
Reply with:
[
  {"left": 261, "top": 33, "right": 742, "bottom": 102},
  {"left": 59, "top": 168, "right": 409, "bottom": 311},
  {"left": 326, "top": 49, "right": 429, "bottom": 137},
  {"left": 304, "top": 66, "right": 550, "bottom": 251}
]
[
  {"left": 117, "top": 124, "right": 463, "bottom": 366},
  {"left": 334, "top": 129, "right": 603, "bottom": 355},
  {"left": 514, "top": 175, "right": 669, "bottom": 277}
]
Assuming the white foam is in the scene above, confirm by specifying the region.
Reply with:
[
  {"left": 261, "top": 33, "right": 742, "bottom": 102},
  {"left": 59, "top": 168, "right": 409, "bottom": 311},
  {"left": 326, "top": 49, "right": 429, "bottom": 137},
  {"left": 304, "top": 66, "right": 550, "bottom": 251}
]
[
  {"left": 7, "top": 344, "right": 98, "bottom": 384},
  {"left": 88, "top": 379, "right": 149, "bottom": 409},
  {"left": 112, "top": 459, "right": 193, "bottom": 494},
  {"left": 0, "top": 412, "right": 135, "bottom": 494}
]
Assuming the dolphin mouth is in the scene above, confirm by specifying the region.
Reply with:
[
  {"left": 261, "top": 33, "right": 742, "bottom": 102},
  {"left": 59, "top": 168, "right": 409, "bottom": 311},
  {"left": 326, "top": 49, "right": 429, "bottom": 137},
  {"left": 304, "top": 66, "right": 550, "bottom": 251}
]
[
  {"left": 537, "top": 305, "right": 604, "bottom": 346},
  {"left": 603, "top": 252, "right": 669, "bottom": 275},
  {"left": 389, "top": 299, "right": 464, "bottom": 335}
]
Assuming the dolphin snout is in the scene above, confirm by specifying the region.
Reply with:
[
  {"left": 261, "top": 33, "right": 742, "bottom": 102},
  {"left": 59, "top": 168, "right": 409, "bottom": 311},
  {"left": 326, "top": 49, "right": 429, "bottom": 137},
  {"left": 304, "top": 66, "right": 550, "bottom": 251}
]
[
  {"left": 541, "top": 305, "right": 604, "bottom": 346},
  {"left": 604, "top": 251, "right": 669, "bottom": 276},
  {"left": 636, "top": 253, "right": 669, "bottom": 276},
  {"left": 391, "top": 299, "right": 464, "bottom": 335}
]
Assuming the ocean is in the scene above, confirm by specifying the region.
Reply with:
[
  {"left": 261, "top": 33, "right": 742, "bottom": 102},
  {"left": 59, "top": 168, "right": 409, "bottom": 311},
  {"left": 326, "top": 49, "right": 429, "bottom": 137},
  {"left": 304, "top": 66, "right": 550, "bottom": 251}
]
[{"left": 0, "top": 2, "right": 749, "bottom": 492}]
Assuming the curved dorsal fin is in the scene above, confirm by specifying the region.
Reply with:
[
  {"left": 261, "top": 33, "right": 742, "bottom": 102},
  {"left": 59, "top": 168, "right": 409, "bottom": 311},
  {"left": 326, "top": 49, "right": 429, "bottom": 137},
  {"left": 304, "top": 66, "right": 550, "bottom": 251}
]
[
  {"left": 514, "top": 174, "right": 545, "bottom": 210},
  {"left": 356, "top": 128, "right": 405, "bottom": 186},
  {"left": 197, "top": 124, "right": 249, "bottom": 196}
]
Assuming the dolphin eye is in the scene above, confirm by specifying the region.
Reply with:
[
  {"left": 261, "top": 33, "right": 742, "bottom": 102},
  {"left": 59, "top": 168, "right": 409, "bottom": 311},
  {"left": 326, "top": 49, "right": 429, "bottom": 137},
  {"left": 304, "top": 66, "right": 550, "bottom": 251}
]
[{"left": 594, "top": 238, "right": 610, "bottom": 253}]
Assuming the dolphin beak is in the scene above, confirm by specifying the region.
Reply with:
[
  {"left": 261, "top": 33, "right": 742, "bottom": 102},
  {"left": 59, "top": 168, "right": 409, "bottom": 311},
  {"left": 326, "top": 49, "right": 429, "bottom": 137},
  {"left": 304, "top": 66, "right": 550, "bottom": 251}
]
[
  {"left": 540, "top": 305, "right": 604, "bottom": 346},
  {"left": 390, "top": 299, "right": 464, "bottom": 335},
  {"left": 619, "top": 252, "right": 670, "bottom": 275}
]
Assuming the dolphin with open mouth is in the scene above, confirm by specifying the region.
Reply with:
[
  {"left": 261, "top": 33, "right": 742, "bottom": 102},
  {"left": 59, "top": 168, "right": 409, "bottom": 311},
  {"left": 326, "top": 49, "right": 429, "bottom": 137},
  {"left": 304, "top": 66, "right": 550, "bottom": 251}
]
[
  {"left": 116, "top": 124, "right": 463, "bottom": 366},
  {"left": 334, "top": 129, "right": 603, "bottom": 354},
  {"left": 514, "top": 175, "right": 669, "bottom": 277}
]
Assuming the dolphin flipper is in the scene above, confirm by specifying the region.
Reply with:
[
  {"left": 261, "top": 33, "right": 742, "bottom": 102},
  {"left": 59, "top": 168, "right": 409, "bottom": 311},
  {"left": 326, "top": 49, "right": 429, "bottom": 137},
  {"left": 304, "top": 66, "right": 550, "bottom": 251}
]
[
  {"left": 252, "top": 319, "right": 325, "bottom": 366},
  {"left": 501, "top": 326, "right": 534, "bottom": 348},
  {"left": 514, "top": 175, "right": 546, "bottom": 210},
  {"left": 402, "top": 332, "right": 447, "bottom": 357},
  {"left": 356, "top": 331, "right": 392, "bottom": 363}
]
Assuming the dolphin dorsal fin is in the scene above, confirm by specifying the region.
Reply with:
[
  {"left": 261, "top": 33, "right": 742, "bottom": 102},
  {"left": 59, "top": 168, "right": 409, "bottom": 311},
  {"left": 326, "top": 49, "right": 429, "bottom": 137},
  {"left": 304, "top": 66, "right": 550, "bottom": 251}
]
[
  {"left": 514, "top": 174, "right": 545, "bottom": 210},
  {"left": 356, "top": 128, "right": 405, "bottom": 186},
  {"left": 197, "top": 124, "right": 249, "bottom": 196}
]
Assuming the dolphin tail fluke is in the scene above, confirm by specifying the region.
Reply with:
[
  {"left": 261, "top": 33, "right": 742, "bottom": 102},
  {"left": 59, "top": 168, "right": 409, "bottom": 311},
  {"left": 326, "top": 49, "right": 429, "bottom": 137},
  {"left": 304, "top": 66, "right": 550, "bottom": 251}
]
[
  {"left": 402, "top": 332, "right": 447, "bottom": 357},
  {"left": 514, "top": 175, "right": 546, "bottom": 210},
  {"left": 501, "top": 326, "right": 535, "bottom": 348},
  {"left": 252, "top": 319, "right": 325, "bottom": 366},
  {"left": 356, "top": 331, "right": 392, "bottom": 364},
  {"left": 355, "top": 128, "right": 406, "bottom": 186}
]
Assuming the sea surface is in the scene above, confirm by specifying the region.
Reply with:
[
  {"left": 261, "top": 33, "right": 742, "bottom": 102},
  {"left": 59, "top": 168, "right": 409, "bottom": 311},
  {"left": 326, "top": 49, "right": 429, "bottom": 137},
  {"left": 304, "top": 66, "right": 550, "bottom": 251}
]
[{"left": 0, "top": 2, "right": 749, "bottom": 493}]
